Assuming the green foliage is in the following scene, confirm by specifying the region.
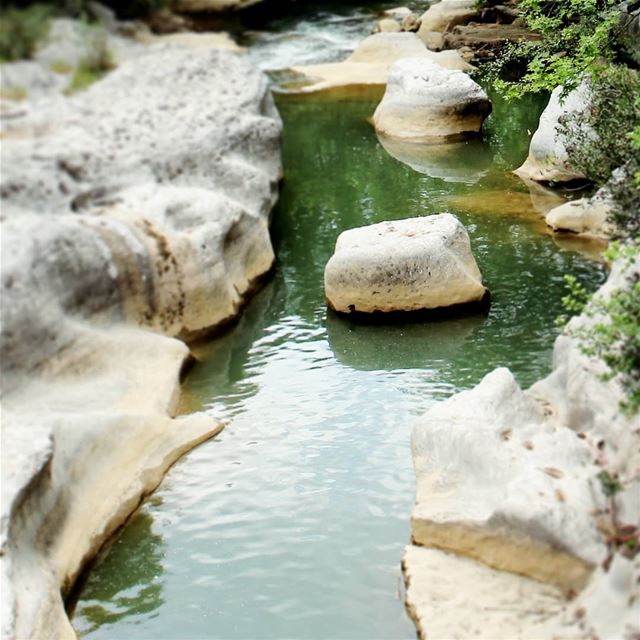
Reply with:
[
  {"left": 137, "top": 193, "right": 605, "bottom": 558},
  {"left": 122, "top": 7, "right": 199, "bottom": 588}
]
[
  {"left": 557, "top": 65, "right": 640, "bottom": 240},
  {"left": 0, "top": 4, "right": 52, "bottom": 61},
  {"left": 561, "top": 243, "right": 640, "bottom": 415},
  {"left": 597, "top": 470, "right": 622, "bottom": 497},
  {"left": 64, "top": 27, "right": 114, "bottom": 94},
  {"left": 489, "top": 0, "right": 627, "bottom": 99}
]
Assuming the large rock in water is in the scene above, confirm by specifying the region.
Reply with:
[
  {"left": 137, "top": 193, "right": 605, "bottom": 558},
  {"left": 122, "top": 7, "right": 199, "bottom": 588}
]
[
  {"left": 545, "top": 188, "right": 613, "bottom": 237},
  {"left": 324, "top": 214, "right": 487, "bottom": 315},
  {"left": 405, "top": 256, "right": 640, "bottom": 639},
  {"left": 373, "top": 58, "right": 491, "bottom": 142},
  {"left": 0, "top": 46, "right": 281, "bottom": 640},
  {"left": 515, "top": 82, "right": 590, "bottom": 183},
  {"left": 419, "top": 0, "right": 480, "bottom": 34}
]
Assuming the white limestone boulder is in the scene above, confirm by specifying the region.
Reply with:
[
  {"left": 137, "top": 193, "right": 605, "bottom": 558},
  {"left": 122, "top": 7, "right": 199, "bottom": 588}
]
[
  {"left": 418, "top": 0, "right": 479, "bottom": 35},
  {"left": 373, "top": 58, "right": 491, "bottom": 142},
  {"left": 324, "top": 213, "right": 487, "bottom": 314},
  {"left": 545, "top": 191, "right": 613, "bottom": 237},
  {"left": 384, "top": 6, "right": 412, "bottom": 18},
  {"left": 1, "top": 46, "right": 281, "bottom": 340},
  {"left": 376, "top": 18, "right": 402, "bottom": 33},
  {"left": 515, "top": 82, "right": 590, "bottom": 183},
  {"left": 411, "top": 367, "right": 604, "bottom": 591}
]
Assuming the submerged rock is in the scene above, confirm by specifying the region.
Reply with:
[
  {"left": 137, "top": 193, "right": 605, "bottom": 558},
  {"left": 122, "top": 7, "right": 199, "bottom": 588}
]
[
  {"left": 324, "top": 214, "right": 487, "bottom": 315},
  {"left": 373, "top": 58, "right": 491, "bottom": 142},
  {"left": 545, "top": 191, "right": 613, "bottom": 238},
  {"left": 377, "top": 135, "right": 492, "bottom": 183},
  {"left": 1, "top": 46, "right": 281, "bottom": 640},
  {"left": 515, "top": 82, "right": 590, "bottom": 183}
]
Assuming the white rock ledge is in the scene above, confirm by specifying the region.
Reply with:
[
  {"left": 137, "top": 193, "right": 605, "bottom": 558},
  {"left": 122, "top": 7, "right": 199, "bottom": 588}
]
[
  {"left": 324, "top": 214, "right": 488, "bottom": 315},
  {"left": 1, "top": 46, "right": 281, "bottom": 639},
  {"left": 405, "top": 256, "right": 640, "bottom": 639}
]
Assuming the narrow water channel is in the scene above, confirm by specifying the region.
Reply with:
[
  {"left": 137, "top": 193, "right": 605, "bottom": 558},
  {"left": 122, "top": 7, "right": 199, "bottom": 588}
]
[{"left": 72, "top": 6, "right": 605, "bottom": 639}]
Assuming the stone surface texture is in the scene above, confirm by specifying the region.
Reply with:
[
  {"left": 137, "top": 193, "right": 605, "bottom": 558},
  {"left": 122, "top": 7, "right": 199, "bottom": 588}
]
[
  {"left": 545, "top": 190, "right": 613, "bottom": 237},
  {"left": 516, "top": 81, "right": 590, "bottom": 183},
  {"left": 372, "top": 57, "right": 491, "bottom": 142},
  {"left": 324, "top": 214, "right": 487, "bottom": 314},
  {"left": 291, "top": 32, "right": 472, "bottom": 97},
  {"left": 406, "top": 256, "right": 640, "bottom": 639},
  {"left": 376, "top": 17, "right": 402, "bottom": 33},
  {"left": 1, "top": 46, "right": 281, "bottom": 640},
  {"left": 418, "top": 0, "right": 480, "bottom": 35}
]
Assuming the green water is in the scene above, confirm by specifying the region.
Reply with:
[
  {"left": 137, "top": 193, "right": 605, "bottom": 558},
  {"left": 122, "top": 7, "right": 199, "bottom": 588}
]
[{"left": 73, "top": 78, "right": 604, "bottom": 640}]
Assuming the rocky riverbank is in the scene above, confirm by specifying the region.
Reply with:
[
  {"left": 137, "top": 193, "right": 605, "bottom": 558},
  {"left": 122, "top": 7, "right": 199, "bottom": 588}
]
[
  {"left": 0, "top": 41, "right": 281, "bottom": 639},
  {"left": 404, "top": 239, "right": 639, "bottom": 639}
]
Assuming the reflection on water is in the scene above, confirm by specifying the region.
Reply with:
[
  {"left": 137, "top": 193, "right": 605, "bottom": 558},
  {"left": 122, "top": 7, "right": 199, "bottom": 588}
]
[
  {"left": 377, "top": 135, "right": 493, "bottom": 184},
  {"left": 74, "top": 14, "right": 605, "bottom": 639},
  {"left": 72, "top": 511, "right": 165, "bottom": 636},
  {"left": 326, "top": 311, "right": 484, "bottom": 371}
]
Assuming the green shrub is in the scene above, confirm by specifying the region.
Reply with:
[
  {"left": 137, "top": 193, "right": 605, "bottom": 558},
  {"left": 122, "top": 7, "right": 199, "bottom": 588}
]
[
  {"left": 0, "top": 4, "right": 53, "bottom": 61},
  {"left": 64, "top": 27, "right": 114, "bottom": 94},
  {"left": 558, "top": 66, "right": 640, "bottom": 239},
  {"left": 487, "top": 0, "right": 632, "bottom": 99},
  {"left": 562, "top": 243, "right": 640, "bottom": 415}
]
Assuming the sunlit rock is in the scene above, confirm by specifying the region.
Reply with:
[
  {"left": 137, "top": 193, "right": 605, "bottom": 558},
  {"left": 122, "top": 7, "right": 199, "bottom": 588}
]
[
  {"left": 376, "top": 18, "right": 402, "bottom": 33},
  {"left": 545, "top": 191, "right": 613, "bottom": 237},
  {"left": 411, "top": 366, "right": 602, "bottom": 591},
  {"left": 346, "top": 32, "right": 470, "bottom": 69},
  {"left": 515, "top": 82, "right": 590, "bottom": 183},
  {"left": 403, "top": 546, "right": 565, "bottom": 640},
  {"left": 324, "top": 214, "right": 487, "bottom": 315},
  {"left": 1, "top": 46, "right": 281, "bottom": 640},
  {"left": 384, "top": 6, "right": 412, "bottom": 18},
  {"left": 377, "top": 134, "right": 492, "bottom": 183},
  {"left": 372, "top": 58, "right": 491, "bottom": 142},
  {"left": 418, "top": 0, "right": 479, "bottom": 35},
  {"left": 405, "top": 256, "right": 640, "bottom": 639}
]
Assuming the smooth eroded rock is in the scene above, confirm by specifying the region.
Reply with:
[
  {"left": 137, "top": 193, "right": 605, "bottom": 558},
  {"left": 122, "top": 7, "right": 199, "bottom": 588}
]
[
  {"left": 411, "top": 367, "right": 602, "bottom": 591},
  {"left": 418, "top": 0, "right": 479, "bottom": 34},
  {"left": 403, "top": 546, "right": 565, "bottom": 640},
  {"left": 324, "top": 213, "right": 487, "bottom": 314},
  {"left": 515, "top": 82, "right": 590, "bottom": 183},
  {"left": 545, "top": 191, "right": 612, "bottom": 237},
  {"left": 1, "top": 45, "right": 281, "bottom": 640},
  {"left": 373, "top": 58, "right": 491, "bottom": 142}
]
